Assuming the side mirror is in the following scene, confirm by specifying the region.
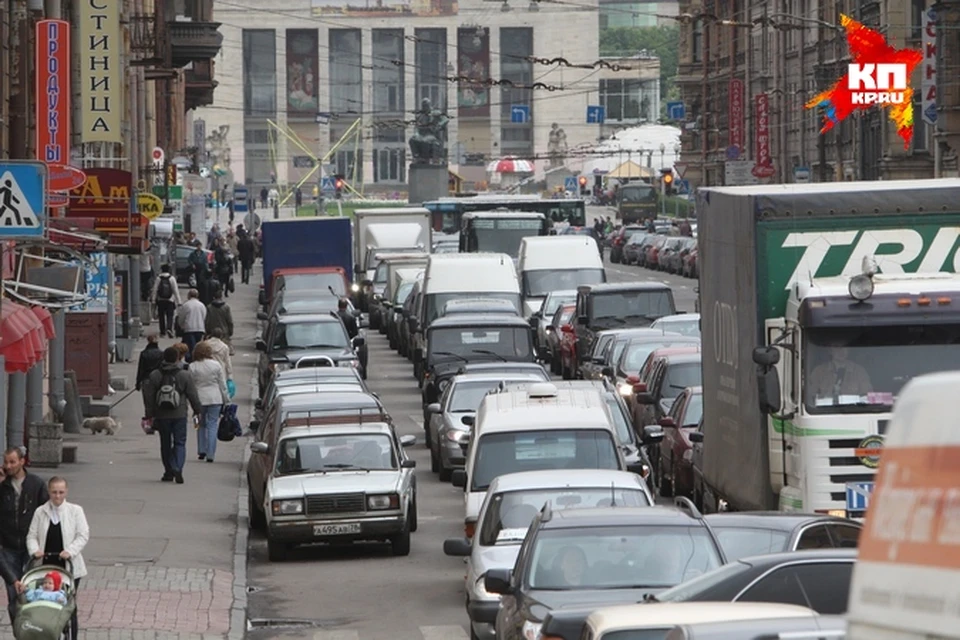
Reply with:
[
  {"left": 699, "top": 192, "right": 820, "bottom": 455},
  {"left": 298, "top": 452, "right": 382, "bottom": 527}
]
[
  {"left": 248, "top": 420, "right": 261, "bottom": 433},
  {"left": 254, "top": 399, "right": 263, "bottom": 410},
  {"left": 414, "top": 348, "right": 424, "bottom": 362},
  {"left": 626, "top": 374, "right": 639, "bottom": 385},
  {"left": 635, "top": 391, "right": 655, "bottom": 405},
  {"left": 400, "top": 434, "right": 417, "bottom": 447},
  {"left": 757, "top": 367, "right": 783, "bottom": 415},
  {"left": 484, "top": 569, "right": 513, "bottom": 595},
  {"left": 577, "top": 315, "right": 588, "bottom": 325},
  {"left": 352, "top": 336, "right": 366, "bottom": 347},
  {"left": 401, "top": 459, "right": 417, "bottom": 469},
  {"left": 250, "top": 441, "right": 269, "bottom": 454},
  {"left": 426, "top": 403, "right": 442, "bottom": 415},
  {"left": 633, "top": 381, "right": 648, "bottom": 394},
  {"left": 461, "top": 415, "right": 475, "bottom": 426},
  {"left": 602, "top": 366, "right": 614, "bottom": 378},
  {"left": 642, "top": 425, "right": 664, "bottom": 444},
  {"left": 258, "top": 290, "right": 266, "bottom": 305},
  {"left": 353, "top": 309, "right": 362, "bottom": 317},
  {"left": 659, "top": 416, "right": 676, "bottom": 428},
  {"left": 528, "top": 316, "right": 539, "bottom": 329},
  {"left": 753, "top": 346, "right": 780, "bottom": 367},
  {"left": 443, "top": 537, "right": 472, "bottom": 557},
  {"left": 689, "top": 431, "right": 704, "bottom": 443},
  {"left": 451, "top": 469, "right": 467, "bottom": 488},
  {"left": 256, "top": 311, "right": 268, "bottom": 321},
  {"left": 255, "top": 339, "right": 267, "bottom": 352}
]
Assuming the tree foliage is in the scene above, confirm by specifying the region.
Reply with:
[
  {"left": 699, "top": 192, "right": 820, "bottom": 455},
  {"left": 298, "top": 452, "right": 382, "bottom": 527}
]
[{"left": 600, "top": 26, "right": 680, "bottom": 120}]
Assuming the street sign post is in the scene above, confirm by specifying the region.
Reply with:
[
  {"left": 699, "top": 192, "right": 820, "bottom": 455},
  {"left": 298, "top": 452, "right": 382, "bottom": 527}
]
[
  {"left": 586, "top": 105, "right": 605, "bottom": 124},
  {"left": 564, "top": 176, "right": 577, "bottom": 192},
  {"left": 0, "top": 161, "right": 46, "bottom": 238},
  {"left": 510, "top": 105, "right": 530, "bottom": 123},
  {"left": 321, "top": 176, "right": 335, "bottom": 192},
  {"left": 667, "top": 101, "right": 686, "bottom": 121},
  {"left": 674, "top": 162, "right": 689, "bottom": 179},
  {"left": 234, "top": 185, "right": 249, "bottom": 214}
]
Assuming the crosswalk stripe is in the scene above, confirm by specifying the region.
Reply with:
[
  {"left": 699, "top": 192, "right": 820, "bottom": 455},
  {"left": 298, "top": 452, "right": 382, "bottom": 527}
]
[
  {"left": 409, "top": 414, "right": 424, "bottom": 428},
  {"left": 420, "top": 626, "right": 470, "bottom": 640},
  {"left": 313, "top": 631, "right": 360, "bottom": 640}
]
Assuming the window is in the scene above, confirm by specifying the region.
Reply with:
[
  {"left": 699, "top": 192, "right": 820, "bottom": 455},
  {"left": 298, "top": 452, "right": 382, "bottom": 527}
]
[
  {"left": 796, "top": 525, "right": 834, "bottom": 550},
  {"left": 243, "top": 30, "right": 277, "bottom": 116},
  {"left": 333, "top": 149, "right": 362, "bottom": 185},
  {"left": 329, "top": 29, "right": 362, "bottom": 116},
  {"left": 427, "top": 326, "right": 532, "bottom": 361},
  {"left": 827, "top": 524, "right": 862, "bottom": 548},
  {"left": 373, "top": 148, "right": 406, "bottom": 183},
  {"left": 273, "top": 321, "right": 349, "bottom": 350},
  {"left": 372, "top": 30, "right": 404, "bottom": 115},
  {"left": 739, "top": 562, "right": 854, "bottom": 614},
  {"left": 415, "top": 29, "right": 448, "bottom": 111},
  {"left": 599, "top": 79, "right": 658, "bottom": 123},
  {"left": 692, "top": 20, "right": 703, "bottom": 62},
  {"left": 500, "top": 27, "right": 534, "bottom": 156},
  {"left": 712, "top": 527, "right": 790, "bottom": 562},
  {"left": 911, "top": 0, "right": 926, "bottom": 41},
  {"left": 276, "top": 433, "right": 397, "bottom": 474}
]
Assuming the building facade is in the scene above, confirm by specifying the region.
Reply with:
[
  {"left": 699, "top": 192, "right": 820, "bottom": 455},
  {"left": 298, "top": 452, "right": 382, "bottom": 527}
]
[
  {"left": 674, "top": 0, "right": 959, "bottom": 187},
  {"left": 195, "top": 0, "right": 628, "bottom": 192}
]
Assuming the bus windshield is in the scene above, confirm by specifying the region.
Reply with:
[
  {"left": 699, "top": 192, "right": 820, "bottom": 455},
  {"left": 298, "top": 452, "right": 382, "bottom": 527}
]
[
  {"left": 620, "top": 185, "right": 657, "bottom": 203},
  {"left": 464, "top": 217, "right": 545, "bottom": 257}
]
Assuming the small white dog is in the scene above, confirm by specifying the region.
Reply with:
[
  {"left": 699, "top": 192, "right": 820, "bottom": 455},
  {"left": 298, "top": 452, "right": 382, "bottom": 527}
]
[{"left": 82, "top": 417, "right": 121, "bottom": 436}]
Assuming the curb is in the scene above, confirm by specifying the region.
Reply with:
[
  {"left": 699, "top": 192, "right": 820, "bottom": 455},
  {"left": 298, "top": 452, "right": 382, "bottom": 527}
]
[{"left": 227, "top": 370, "right": 257, "bottom": 640}]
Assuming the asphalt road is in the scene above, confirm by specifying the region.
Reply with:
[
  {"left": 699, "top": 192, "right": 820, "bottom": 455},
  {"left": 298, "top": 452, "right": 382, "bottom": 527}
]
[{"left": 244, "top": 223, "right": 698, "bottom": 640}]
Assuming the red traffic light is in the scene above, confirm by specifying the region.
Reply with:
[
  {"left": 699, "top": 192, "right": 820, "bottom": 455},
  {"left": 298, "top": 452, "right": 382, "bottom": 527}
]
[
  {"left": 335, "top": 179, "right": 344, "bottom": 189},
  {"left": 578, "top": 176, "right": 588, "bottom": 186}
]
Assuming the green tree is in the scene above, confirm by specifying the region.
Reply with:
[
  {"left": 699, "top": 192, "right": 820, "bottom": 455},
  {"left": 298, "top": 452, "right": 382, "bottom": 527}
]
[{"left": 599, "top": 26, "right": 679, "bottom": 121}]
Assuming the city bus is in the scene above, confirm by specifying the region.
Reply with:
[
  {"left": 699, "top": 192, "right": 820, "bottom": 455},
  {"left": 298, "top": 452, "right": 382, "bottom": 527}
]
[
  {"left": 423, "top": 195, "right": 586, "bottom": 235},
  {"left": 617, "top": 181, "right": 659, "bottom": 224},
  {"left": 459, "top": 210, "right": 549, "bottom": 258}
]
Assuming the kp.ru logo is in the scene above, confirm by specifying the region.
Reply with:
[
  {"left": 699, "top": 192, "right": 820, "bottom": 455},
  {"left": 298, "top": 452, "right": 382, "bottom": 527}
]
[{"left": 848, "top": 63, "right": 908, "bottom": 105}]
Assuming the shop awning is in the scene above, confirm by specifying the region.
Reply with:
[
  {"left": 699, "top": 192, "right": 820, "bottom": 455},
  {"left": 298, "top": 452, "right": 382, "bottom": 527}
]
[{"left": 1, "top": 301, "right": 48, "bottom": 373}]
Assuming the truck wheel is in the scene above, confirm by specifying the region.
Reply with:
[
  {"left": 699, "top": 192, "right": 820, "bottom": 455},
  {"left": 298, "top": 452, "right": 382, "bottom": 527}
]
[
  {"left": 267, "top": 538, "right": 288, "bottom": 562},
  {"left": 391, "top": 523, "right": 412, "bottom": 556}
]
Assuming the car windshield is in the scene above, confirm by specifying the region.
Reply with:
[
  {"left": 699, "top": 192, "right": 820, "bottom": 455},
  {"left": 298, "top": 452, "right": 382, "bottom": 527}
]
[
  {"left": 654, "top": 561, "right": 751, "bottom": 602},
  {"left": 526, "top": 525, "right": 722, "bottom": 590},
  {"left": 523, "top": 269, "right": 605, "bottom": 298},
  {"left": 543, "top": 294, "right": 577, "bottom": 317},
  {"left": 662, "top": 363, "right": 702, "bottom": 400},
  {"left": 601, "top": 631, "right": 672, "bottom": 640},
  {"left": 273, "top": 321, "right": 348, "bottom": 350},
  {"left": 620, "top": 185, "right": 656, "bottom": 203},
  {"left": 433, "top": 243, "right": 459, "bottom": 254},
  {"left": 478, "top": 487, "right": 650, "bottom": 546},
  {"left": 275, "top": 433, "right": 397, "bottom": 474},
  {"left": 394, "top": 282, "right": 416, "bottom": 304},
  {"left": 681, "top": 393, "right": 703, "bottom": 426},
  {"left": 428, "top": 327, "right": 532, "bottom": 362},
  {"left": 282, "top": 273, "right": 346, "bottom": 296},
  {"left": 280, "top": 298, "right": 338, "bottom": 315},
  {"left": 651, "top": 317, "right": 700, "bottom": 337},
  {"left": 803, "top": 324, "right": 960, "bottom": 414},
  {"left": 555, "top": 306, "right": 576, "bottom": 326},
  {"left": 592, "top": 335, "right": 616, "bottom": 358},
  {"left": 471, "top": 429, "right": 621, "bottom": 491},
  {"left": 467, "top": 218, "right": 544, "bottom": 258},
  {"left": 602, "top": 396, "right": 634, "bottom": 444},
  {"left": 592, "top": 292, "right": 675, "bottom": 323},
  {"left": 620, "top": 341, "right": 685, "bottom": 373},
  {"left": 426, "top": 292, "right": 521, "bottom": 324},
  {"left": 710, "top": 526, "right": 791, "bottom": 562},
  {"left": 609, "top": 338, "right": 632, "bottom": 367},
  {"left": 449, "top": 380, "right": 505, "bottom": 412}
]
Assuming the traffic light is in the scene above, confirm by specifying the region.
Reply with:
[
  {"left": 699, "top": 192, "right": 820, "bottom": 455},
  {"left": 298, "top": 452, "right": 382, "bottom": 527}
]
[
  {"left": 661, "top": 169, "right": 675, "bottom": 196},
  {"left": 334, "top": 175, "right": 344, "bottom": 200},
  {"left": 578, "top": 175, "right": 589, "bottom": 196}
]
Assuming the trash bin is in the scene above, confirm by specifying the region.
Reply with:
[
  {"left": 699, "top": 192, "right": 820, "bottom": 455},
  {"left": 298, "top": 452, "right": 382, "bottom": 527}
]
[{"left": 27, "top": 422, "right": 63, "bottom": 467}]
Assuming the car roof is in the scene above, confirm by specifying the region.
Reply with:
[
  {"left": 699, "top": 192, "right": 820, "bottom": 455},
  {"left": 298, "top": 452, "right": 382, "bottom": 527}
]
[
  {"left": 278, "top": 422, "right": 395, "bottom": 439},
  {"left": 598, "top": 328, "right": 681, "bottom": 339},
  {"left": 661, "top": 353, "right": 703, "bottom": 365},
  {"left": 737, "top": 548, "right": 859, "bottom": 567},
  {"left": 477, "top": 386, "right": 614, "bottom": 432},
  {"left": 666, "top": 615, "right": 846, "bottom": 640},
  {"left": 579, "top": 282, "right": 672, "bottom": 294},
  {"left": 274, "top": 384, "right": 364, "bottom": 397},
  {"left": 458, "top": 362, "right": 548, "bottom": 374},
  {"left": 274, "top": 368, "right": 362, "bottom": 383},
  {"left": 545, "top": 289, "right": 578, "bottom": 298},
  {"left": 428, "top": 313, "right": 527, "bottom": 329},
  {"left": 539, "top": 506, "right": 701, "bottom": 529},
  {"left": 278, "top": 391, "right": 380, "bottom": 410},
  {"left": 275, "top": 313, "right": 341, "bottom": 324},
  {"left": 649, "top": 345, "right": 702, "bottom": 359},
  {"left": 488, "top": 469, "right": 645, "bottom": 493},
  {"left": 703, "top": 511, "right": 860, "bottom": 531},
  {"left": 626, "top": 334, "right": 698, "bottom": 346},
  {"left": 450, "top": 372, "right": 547, "bottom": 386},
  {"left": 586, "top": 602, "right": 817, "bottom": 631}
]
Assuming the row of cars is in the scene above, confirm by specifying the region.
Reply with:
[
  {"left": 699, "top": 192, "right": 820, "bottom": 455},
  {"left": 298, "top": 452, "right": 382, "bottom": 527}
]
[{"left": 608, "top": 225, "right": 699, "bottom": 278}]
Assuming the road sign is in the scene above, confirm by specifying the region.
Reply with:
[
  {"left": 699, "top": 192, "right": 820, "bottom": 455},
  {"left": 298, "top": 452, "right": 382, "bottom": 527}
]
[
  {"left": 793, "top": 166, "right": 811, "bottom": 183},
  {"left": 315, "top": 113, "right": 331, "bottom": 124},
  {"left": 564, "top": 176, "right": 577, "bottom": 192},
  {"left": 845, "top": 481, "right": 874, "bottom": 513},
  {"left": 234, "top": 185, "right": 248, "bottom": 214},
  {"left": 510, "top": 105, "right": 530, "bottom": 124},
  {"left": 321, "top": 176, "right": 336, "bottom": 192},
  {"left": 667, "top": 101, "right": 686, "bottom": 121},
  {"left": 0, "top": 161, "right": 45, "bottom": 237},
  {"left": 152, "top": 147, "right": 164, "bottom": 163},
  {"left": 138, "top": 193, "right": 164, "bottom": 220},
  {"left": 244, "top": 212, "right": 262, "bottom": 234},
  {"left": 677, "top": 179, "right": 690, "bottom": 195},
  {"left": 586, "top": 105, "right": 605, "bottom": 124},
  {"left": 674, "top": 162, "right": 689, "bottom": 179}
]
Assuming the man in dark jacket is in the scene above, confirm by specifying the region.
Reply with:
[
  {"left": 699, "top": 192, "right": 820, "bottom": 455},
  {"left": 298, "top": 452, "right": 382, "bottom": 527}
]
[
  {"left": 237, "top": 233, "right": 256, "bottom": 285},
  {"left": 142, "top": 347, "right": 203, "bottom": 484},
  {"left": 135, "top": 333, "right": 164, "bottom": 391},
  {"left": 0, "top": 447, "right": 48, "bottom": 622},
  {"left": 188, "top": 240, "right": 214, "bottom": 305},
  {"left": 205, "top": 290, "right": 234, "bottom": 340},
  {"left": 337, "top": 298, "right": 359, "bottom": 339}
]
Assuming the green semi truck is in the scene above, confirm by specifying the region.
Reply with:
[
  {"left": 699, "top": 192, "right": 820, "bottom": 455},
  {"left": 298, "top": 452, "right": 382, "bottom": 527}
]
[{"left": 696, "top": 179, "right": 960, "bottom": 517}]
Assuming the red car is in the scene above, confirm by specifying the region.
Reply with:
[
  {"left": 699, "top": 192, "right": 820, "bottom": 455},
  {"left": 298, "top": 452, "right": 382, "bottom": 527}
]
[
  {"left": 644, "top": 235, "right": 669, "bottom": 269},
  {"left": 657, "top": 386, "right": 704, "bottom": 498},
  {"left": 682, "top": 246, "right": 699, "bottom": 278}
]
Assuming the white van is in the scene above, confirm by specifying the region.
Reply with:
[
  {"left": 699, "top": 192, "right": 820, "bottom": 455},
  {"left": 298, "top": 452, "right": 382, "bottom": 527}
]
[
  {"left": 846, "top": 370, "right": 960, "bottom": 640},
  {"left": 451, "top": 382, "right": 625, "bottom": 537},
  {"left": 518, "top": 236, "right": 606, "bottom": 317},
  {"left": 415, "top": 252, "right": 521, "bottom": 332}
]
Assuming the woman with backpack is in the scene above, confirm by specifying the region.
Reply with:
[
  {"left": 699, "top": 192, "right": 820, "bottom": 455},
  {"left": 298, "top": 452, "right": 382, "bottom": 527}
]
[
  {"left": 150, "top": 264, "right": 181, "bottom": 337},
  {"left": 188, "top": 342, "right": 229, "bottom": 464}
]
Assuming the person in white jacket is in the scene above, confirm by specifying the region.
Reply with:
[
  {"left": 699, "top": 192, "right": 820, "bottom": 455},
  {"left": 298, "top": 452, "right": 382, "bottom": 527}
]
[
  {"left": 189, "top": 341, "right": 229, "bottom": 462},
  {"left": 27, "top": 476, "right": 89, "bottom": 639},
  {"left": 176, "top": 289, "right": 207, "bottom": 362}
]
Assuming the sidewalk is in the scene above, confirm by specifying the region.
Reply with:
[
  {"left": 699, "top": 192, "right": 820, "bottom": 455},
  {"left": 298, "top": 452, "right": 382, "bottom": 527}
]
[{"left": 0, "top": 263, "right": 263, "bottom": 640}]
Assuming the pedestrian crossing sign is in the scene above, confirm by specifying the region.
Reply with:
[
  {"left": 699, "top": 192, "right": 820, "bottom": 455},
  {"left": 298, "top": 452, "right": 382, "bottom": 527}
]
[{"left": 0, "top": 161, "right": 45, "bottom": 238}]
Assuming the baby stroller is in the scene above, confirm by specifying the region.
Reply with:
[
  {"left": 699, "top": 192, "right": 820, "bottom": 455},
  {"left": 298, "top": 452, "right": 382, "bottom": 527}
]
[{"left": 13, "top": 554, "right": 77, "bottom": 640}]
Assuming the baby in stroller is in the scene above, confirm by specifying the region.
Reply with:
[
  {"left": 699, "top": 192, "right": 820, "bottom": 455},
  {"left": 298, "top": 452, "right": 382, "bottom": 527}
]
[{"left": 24, "top": 572, "right": 67, "bottom": 606}]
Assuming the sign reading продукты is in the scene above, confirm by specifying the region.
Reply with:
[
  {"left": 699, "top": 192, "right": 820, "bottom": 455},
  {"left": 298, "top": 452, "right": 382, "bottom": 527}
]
[
  {"left": 36, "top": 20, "right": 70, "bottom": 166},
  {"left": 0, "top": 161, "right": 46, "bottom": 238}
]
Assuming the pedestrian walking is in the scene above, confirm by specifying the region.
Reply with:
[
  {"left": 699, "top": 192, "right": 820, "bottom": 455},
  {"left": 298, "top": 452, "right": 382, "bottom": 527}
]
[
  {"left": 176, "top": 289, "right": 207, "bottom": 361},
  {"left": 203, "top": 328, "right": 234, "bottom": 390},
  {"left": 173, "top": 342, "right": 190, "bottom": 369},
  {"left": 189, "top": 342, "right": 229, "bottom": 463},
  {"left": 135, "top": 333, "right": 164, "bottom": 391},
  {"left": 337, "top": 298, "right": 359, "bottom": 339},
  {"left": 187, "top": 239, "right": 213, "bottom": 304},
  {"left": 237, "top": 232, "right": 255, "bottom": 285},
  {"left": 259, "top": 187, "right": 268, "bottom": 208},
  {"left": 295, "top": 187, "right": 303, "bottom": 208},
  {"left": 26, "top": 476, "right": 89, "bottom": 640},
  {"left": 0, "top": 448, "right": 48, "bottom": 626},
  {"left": 227, "top": 230, "right": 239, "bottom": 274},
  {"left": 139, "top": 253, "right": 154, "bottom": 304},
  {"left": 142, "top": 347, "right": 203, "bottom": 484},
  {"left": 151, "top": 264, "right": 181, "bottom": 337},
  {"left": 205, "top": 289, "right": 234, "bottom": 340},
  {"left": 213, "top": 239, "right": 233, "bottom": 298}
]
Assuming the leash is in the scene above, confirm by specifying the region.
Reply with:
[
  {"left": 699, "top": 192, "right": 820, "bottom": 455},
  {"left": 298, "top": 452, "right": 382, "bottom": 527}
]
[{"left": 109, "top": 387, "right": 139, "bottom": 409}]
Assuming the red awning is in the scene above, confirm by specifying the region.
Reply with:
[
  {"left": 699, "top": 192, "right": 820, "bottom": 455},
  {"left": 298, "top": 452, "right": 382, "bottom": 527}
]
[
  {"left": 0, "top": 301, "right": 48, "bottom": 373},
  {"left": 31, "top": 306, "right": 55, "bottom": 341}
]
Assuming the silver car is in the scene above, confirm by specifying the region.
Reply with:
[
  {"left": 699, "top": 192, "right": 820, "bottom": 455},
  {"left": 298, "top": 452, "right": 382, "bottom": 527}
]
[
  {"left": 424, "top": 372, "right": 548, "bottom": 481},
  {"left": 443, "top": 469, "right": 653, "bottom": 640},
  {"left": 650, "top": 313, "right": 702, "bottom": 338},
  {"left": 529, "top": 289, "right": 577, "bottom": 357}
]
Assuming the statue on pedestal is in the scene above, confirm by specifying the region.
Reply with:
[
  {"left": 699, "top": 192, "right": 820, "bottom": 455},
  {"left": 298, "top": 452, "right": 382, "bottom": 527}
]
[
  {"left": 409, "top": 98, "right": 448, "bottom": 164},
  {"left": 547, "top": 122, "right": 568, "bottom": 168}
]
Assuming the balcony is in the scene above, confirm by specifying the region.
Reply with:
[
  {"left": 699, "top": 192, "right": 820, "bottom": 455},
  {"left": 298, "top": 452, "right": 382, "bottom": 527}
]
[
  {"left": 185, "top": 60, "right": 218, "bottom": 111},
  {"left": 168, "top": 20, "right": 223, "bottom": 68}
]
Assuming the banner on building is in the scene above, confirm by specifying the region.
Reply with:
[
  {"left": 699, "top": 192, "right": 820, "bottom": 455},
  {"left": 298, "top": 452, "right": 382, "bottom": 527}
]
[
  {"left": 36, "top": 20, "right": 70, "bottom": 165},
  {"left": 922, "top": 8, "right": 938, "bottom": 127},
  {"left": 286, "top": 29, "right": 319, "bottom": 116},
  {"left": 68, "top": 250, "right": 109, "bottom": 312},
  {"left": 79, "top": 0, "right": 122, "bottom": 142},
  {"left": 752, "top": 94, "right": 775, "bottom": 179},
  {"left": 457, "top": 27, "right": 490, "bottom": 117},
  {"left": 67, "top": 168, "right": 145, "bottom": 252},
  {"left": 728, "top": 78, "right": 744, "bottom": 157},
  {"left": 310, "top": 0, "right": 456, "bottom": 17}
]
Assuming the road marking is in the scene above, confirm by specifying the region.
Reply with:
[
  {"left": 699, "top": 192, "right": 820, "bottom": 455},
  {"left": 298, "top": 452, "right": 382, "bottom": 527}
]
[
  {"left": 421, "top": 626, "right": 470, "bottom": 640},
  {"left": 409, "top": 414, "right": 424, "bottom": 428},
  {"left": 313, "top": 631, "right": 360, "bottom": 640}
]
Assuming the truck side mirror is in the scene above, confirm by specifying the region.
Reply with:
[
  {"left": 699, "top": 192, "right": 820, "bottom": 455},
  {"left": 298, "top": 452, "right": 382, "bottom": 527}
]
[
  {"left": 753, "top": 346, "right": 780, "bottom": 367},
  {"left": 757, "top": 366, "right": 783, "bottom": 415}
]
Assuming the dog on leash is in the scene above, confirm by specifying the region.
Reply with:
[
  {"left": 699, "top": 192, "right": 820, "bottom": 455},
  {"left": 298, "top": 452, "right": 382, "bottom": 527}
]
[{"left": 82, "top": 417, "right": 121, "bottom": 436}]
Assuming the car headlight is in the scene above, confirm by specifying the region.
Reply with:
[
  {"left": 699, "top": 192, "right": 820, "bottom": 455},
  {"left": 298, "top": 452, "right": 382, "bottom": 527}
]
[
  {"left": 367, "top": 494, "right": 400, "bottom": 510},
  {"left": 338, "top": 359, "right": 359, "bottom": 368},
  {"left": 522, "top": 620, "right": 541, "bottom": 640},
  {"left": 445, "top": 429, "right": 470, "bottom": 444},
  {"left": 271, "top": 499, "right": 304, "bottom": 515},
  {"left": 351, "top": 283, "right": 360, "bottom": 292},
  {"left": 618, "top": 383, "right": 633, "bottom": 396}
]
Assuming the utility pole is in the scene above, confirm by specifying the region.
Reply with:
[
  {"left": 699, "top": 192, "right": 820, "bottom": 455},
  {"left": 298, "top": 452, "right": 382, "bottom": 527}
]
[{"left": 817, "top": 11, "right": 828, "bottom": 182}]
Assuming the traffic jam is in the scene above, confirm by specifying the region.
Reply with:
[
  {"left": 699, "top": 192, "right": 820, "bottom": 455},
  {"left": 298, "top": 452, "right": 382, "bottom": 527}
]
[{"left": 249, "top": 181, "right": 960, "bottom": 640}]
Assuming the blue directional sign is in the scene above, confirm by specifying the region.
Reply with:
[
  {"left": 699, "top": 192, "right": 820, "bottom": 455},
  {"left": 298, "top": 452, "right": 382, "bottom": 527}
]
[
  {"left": 564, "top": 176, "right": 577, "bottom": 192},
  {"left": 510, "top": 105, "right": 530, "bottom": 124},
  {"left": 586, "top": 105, "right": 605, "bottom": 124},
  {"left": 845, "top": 481, "right": 874, "bottom": 513},
  {"left": 233, "top": 185, "right": 248, "bottom": 214},
  {"left": 0, "top": 161, "right": 45, "bottom": 238},
  {"left": 321, "top": 176, "right": 336, "bottom": 192},
  {"left": 667, "top": 101, "right": 686, "bottom": 121}
]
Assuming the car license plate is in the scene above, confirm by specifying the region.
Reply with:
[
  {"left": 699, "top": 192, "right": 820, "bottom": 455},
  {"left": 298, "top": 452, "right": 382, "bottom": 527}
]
[{"left": 314, "top": 523, "right": 361, "bottom": 536}]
